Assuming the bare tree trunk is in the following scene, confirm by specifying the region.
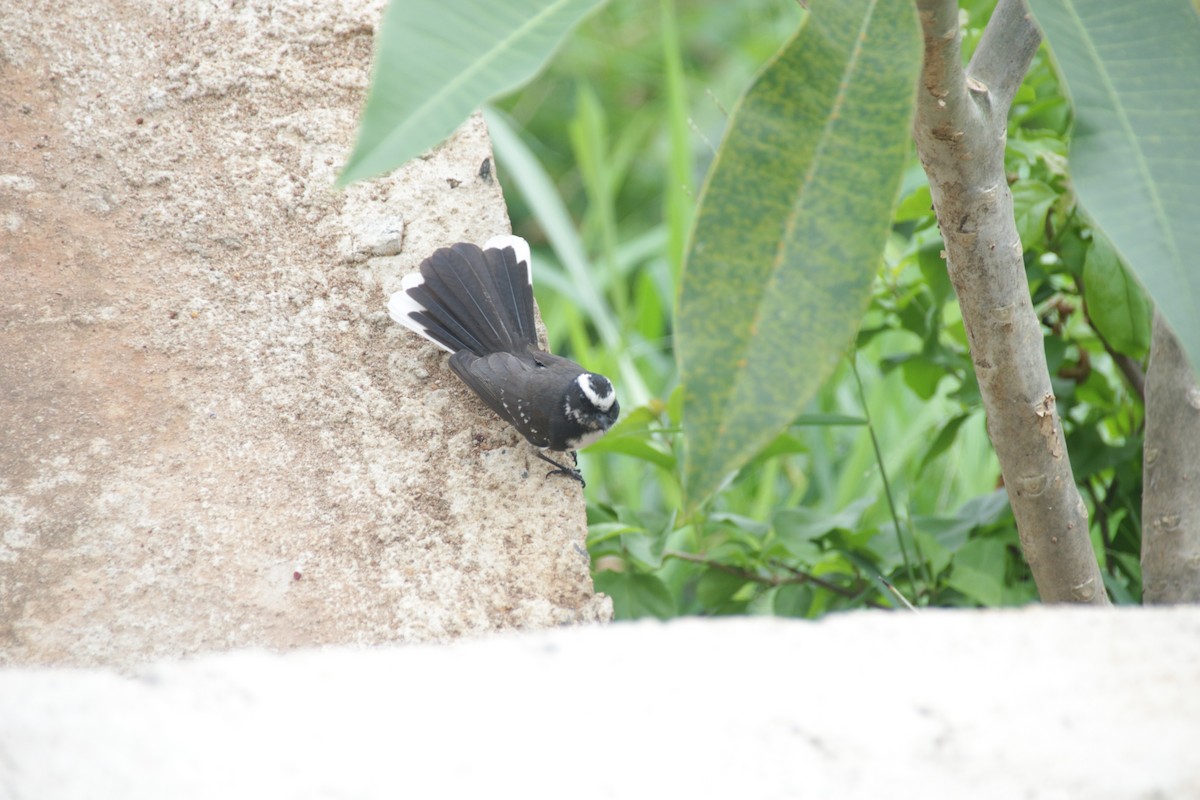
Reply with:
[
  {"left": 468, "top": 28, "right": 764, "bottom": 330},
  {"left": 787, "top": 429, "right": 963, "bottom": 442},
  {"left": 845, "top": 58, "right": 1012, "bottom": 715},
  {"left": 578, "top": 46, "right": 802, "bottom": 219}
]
[
  {"left": 912, "top": 0, "right": 1108, "bottom": 604},
  {"left": 1142, "top": 312, "right": 1200, "bottom": 603}
]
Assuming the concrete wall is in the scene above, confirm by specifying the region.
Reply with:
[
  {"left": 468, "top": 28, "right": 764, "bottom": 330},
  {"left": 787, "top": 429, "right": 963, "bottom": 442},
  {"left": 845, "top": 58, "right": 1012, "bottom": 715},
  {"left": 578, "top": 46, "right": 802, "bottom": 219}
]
[
  {"left": 2, "top": 609, "right": 1197, "bottom": 799},
  {"left": 1, "top": 0, "right": 608, "bottom": 669}
]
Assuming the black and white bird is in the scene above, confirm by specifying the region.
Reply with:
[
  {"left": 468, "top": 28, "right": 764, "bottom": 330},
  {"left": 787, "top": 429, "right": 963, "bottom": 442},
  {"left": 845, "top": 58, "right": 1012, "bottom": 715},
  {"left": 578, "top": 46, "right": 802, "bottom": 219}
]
[{"left": 388, "top": 235, "right": 619, "bottom": 485}]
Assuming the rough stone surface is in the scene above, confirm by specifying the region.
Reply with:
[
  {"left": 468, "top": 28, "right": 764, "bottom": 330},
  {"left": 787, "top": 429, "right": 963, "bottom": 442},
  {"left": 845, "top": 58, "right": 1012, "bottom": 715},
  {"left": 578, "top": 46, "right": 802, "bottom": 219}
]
[
  {"left": 1, "top": 608, "right": 1198, "bottom": 799},
  {"left": 0, "top": 0, "right": 610, "bottom": 669}
]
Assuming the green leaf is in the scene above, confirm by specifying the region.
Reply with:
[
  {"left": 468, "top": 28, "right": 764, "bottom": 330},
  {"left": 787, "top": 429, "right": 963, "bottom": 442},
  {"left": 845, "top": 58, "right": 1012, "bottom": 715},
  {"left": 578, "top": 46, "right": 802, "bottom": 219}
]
[
  {"left": 913, "top": 530, "right": 952, "bottom": 578},
  {"left": 695, "top": 569, "right": 749, "bottom": 608},
  {"left": 916, "top": 241, "right": 953, "bottom": 304},
  {"left": 339, "top": 0, "right": 605, "bottom": 185},
  {"left": 593, "top": 570, "right": 675, "bottom": 620},
  {"left": 583, "top": 403, "right": 675, "bottom": 469},
  {"left": 1065, "top": 427, "right": 1143, "bottom": 482},
  {"left": 623, "top": 531, "right": 665, "bottom": 571},
  {"left": 773, "top": 497, "right": 875, "bottom": 555},
  {"left": 584, "top": 431, "right": 675, "bottom": 470},
  {"left": 917, "top": 412, "right": 971, "bottom": 476},
  {"left": 956, "top": 489, "right": 1014, "bottom": 528},
  {"left": 1083, "top": 234, "right": 1152, "bottom": 358},
  {"left": 894, "top": 183, "right": 934, "bottom": 223},
  {"left": 585, "top": 522, "right": 642, "bottom": 548},
  {"left": 676, "top": 0, "right": 922, "bottom": 508},
  {"left": 1011, "top": 180, "right": 1058, "bottom": 251},
  {"left": 900, "top": 356, "right": 947, "bottom": 400},
  {"left": 914, "top": 489, "right": 1012, "bottom": 554},
  {"left": 744, "top": 431, "right": 808, "bottom": 468},
  {"left": 945, "top": 538, "right": 1007, "bottom": 607},
  {"left": 773, "top": 584, "right": 815, "bottom": 618},
  {"left": 709, "top": 512, "right": 770, "bottom": 539},
  {"left": 1026, "top": 0, "right": 1200, "bottom": 371}
]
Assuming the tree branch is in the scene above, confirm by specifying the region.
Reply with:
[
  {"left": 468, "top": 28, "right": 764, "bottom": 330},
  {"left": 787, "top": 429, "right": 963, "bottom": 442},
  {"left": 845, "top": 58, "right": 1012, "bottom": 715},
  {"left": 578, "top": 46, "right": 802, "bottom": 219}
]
[
  {"left": 913, "top": 0, "right": 1109, "bottom": 604},
  {"left": 1142, "top": 312, "right": 1200, "bottom": 603},
  {"left": 968, "top": 0, "right": 1042, "bottom": 114},
  {"left": 916, "top": 0, "right": 974, "bottom": 131}
]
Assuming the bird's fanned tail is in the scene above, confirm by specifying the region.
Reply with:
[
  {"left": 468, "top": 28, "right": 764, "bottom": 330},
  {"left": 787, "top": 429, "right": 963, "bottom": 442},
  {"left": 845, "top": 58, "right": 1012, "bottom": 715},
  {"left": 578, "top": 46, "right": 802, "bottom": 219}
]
[{"left": 389, "top": 235, "right": 535, "bottom": 356}]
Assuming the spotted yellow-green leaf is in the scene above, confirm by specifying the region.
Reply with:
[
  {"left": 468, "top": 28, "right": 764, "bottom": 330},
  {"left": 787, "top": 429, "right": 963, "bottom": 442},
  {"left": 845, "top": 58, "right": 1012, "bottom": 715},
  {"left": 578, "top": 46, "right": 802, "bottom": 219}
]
[{"left": 677, "top": 0, "right": 921, "bottom": 509}]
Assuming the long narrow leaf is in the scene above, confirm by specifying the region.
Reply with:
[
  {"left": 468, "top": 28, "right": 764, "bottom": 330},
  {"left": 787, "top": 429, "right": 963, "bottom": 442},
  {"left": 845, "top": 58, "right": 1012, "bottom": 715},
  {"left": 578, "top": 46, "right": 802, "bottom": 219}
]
[
  {"left": 339, "top": 0, "right": 605, "bottom": 185},
  {"left": 677, "top": 0, "right": 921, "bottom": 509},
  {"left": 1027, "top": 0, "right": 1200, "bottom": 371}
]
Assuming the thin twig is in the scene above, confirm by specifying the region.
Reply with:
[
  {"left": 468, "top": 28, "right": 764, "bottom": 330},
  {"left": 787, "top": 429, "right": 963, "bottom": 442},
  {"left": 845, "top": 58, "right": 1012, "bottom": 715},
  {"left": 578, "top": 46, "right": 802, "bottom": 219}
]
[
  {"left": 663, "top": 549, "right": 875, "bottom": 602},
  {"left": 878, "top": 575, "right": 919, "bottom": 612},
  {"left": 768, "top": 558, "right": 869, "bottom": 598},
  {"left": 850, "top": 359, "right": 918, "bottom": 593},
  {"left": 665, "top": 549, "right": 771, "bottom": 584}
]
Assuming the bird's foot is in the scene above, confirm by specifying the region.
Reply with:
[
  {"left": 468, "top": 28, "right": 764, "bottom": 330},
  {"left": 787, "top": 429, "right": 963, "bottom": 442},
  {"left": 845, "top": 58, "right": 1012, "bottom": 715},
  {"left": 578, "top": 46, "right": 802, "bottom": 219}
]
[{"left": 536, "top": 450, "right": 585, "bottom": 487}]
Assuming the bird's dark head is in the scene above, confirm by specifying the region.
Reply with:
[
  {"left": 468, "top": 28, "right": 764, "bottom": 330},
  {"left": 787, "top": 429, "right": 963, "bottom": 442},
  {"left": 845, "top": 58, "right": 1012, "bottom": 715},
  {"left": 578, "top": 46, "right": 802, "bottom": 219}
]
[{"left": 563, "top": 372, "right": 619, "bottom": 450}]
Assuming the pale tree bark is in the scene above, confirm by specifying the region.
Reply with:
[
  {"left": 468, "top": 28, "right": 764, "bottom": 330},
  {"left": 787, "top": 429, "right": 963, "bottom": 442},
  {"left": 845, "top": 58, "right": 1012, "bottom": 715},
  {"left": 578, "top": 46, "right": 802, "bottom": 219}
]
[
  {"left": 912, "top": 0, "right": 1108, "bottom": 604},
  {"left": 1142, "top": 313, "right": 1200, "bottom": 603}
]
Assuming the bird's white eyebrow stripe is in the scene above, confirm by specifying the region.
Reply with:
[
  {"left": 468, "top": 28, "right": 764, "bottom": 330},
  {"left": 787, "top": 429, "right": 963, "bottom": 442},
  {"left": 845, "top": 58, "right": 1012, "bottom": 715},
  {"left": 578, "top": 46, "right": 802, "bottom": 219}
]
[{"left": 577, "top": 374, "right": 614, "bottom": 411}]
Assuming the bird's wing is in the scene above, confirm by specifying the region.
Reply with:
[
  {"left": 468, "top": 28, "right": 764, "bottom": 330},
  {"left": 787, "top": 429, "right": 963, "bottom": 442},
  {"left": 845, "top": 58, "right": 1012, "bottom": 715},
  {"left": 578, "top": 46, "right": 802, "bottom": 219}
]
[{"left": 448, "top": 350, "right": 565, "bottom": 448}]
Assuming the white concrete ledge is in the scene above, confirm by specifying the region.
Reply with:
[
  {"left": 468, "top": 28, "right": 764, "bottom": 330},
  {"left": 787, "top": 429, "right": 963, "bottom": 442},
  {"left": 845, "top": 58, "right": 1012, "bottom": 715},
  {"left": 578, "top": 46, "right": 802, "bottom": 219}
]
[{"left": 2, "top": 608, "right": 1198, "bottom": 799}]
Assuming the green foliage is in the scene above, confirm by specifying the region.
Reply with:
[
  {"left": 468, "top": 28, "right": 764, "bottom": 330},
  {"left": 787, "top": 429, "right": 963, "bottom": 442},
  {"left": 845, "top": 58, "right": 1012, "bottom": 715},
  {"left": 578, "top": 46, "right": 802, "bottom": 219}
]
[
  {"left": 677, "top": 0, "right": 922, "bottom": 509},
  {"left": 1083, "top": 235, "right": 1152, "bottom": 359},
  {"left": 349, "top": 0, "right": 1163, "bottom": 616},
  {"left": 1025, "top": 0, "right": 1200, "bottom": 372},
  {"left": 339, "top": 0, "right": 606, "bottom": 184},
  {"left": 557, "top": 0, "right": 1142, "bottom": 614}
]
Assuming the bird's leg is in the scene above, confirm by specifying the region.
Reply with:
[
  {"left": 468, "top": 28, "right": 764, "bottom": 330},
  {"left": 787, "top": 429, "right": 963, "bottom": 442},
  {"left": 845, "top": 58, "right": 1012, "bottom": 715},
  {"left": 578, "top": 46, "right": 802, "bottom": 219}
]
[{"left": 536, "top": 449, "right": 585, "bottom": 487}]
